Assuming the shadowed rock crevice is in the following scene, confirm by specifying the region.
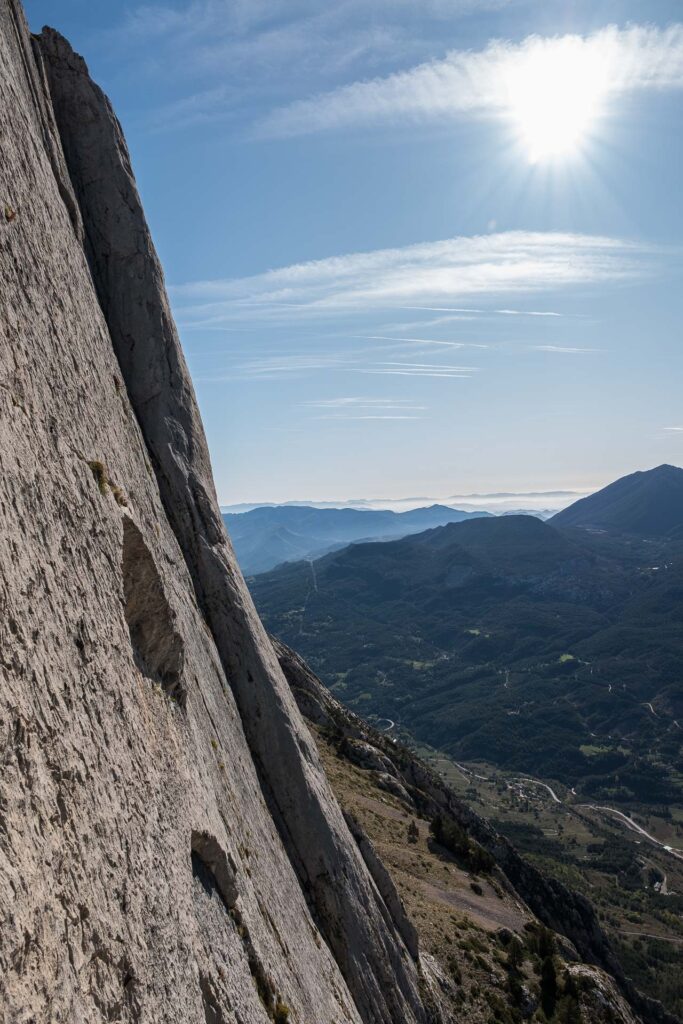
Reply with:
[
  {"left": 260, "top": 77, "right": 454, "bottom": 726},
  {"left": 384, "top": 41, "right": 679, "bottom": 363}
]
[
  {"left": 342, "top": 809, "right": 419, "bottom": 960},
  {"left": 199, "top": 974, "right": 227, "bottom": 1024},
  {"left": 191, "top": 833, "right": 287, "bottom": 1023},
  {"left": 190, "top": 831, "right": 237, "bottom": 913},
  {"left": 3, "top": 0, "right": 83, "bottom": 239},
  {"left": 122, "top": 516, "right": 185, "bottom": 702}
]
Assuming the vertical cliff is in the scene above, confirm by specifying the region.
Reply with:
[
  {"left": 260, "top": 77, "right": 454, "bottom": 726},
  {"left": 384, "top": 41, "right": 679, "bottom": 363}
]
[{"left": 0, "top": 2, "right": 429, "bottom": 1021}]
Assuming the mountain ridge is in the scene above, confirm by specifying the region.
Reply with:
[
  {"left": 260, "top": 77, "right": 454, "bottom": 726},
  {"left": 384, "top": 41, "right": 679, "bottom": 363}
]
[
  {"left": 553, "top": 464, "right": 683, "bottom": 536},
  {"left": 250, "top": 496, "right": 683, "bottom": 795},
  {"left": 224, "top": 502, "right": 491, "bottom": 574}
]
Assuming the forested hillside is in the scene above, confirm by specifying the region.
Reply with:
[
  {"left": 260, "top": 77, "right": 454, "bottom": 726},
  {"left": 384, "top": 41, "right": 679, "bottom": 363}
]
[{"left": 251, "top": 514, "right": 683, "bottom": 807}]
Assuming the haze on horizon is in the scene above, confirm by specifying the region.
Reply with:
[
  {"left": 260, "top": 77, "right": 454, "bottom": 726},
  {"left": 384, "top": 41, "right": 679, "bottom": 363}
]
[
  {"left": 23, "top": 0, "right": 683, "bottom": 505},
  {"left": 219, "top": 485, "right": 596, "bottom": 515}
]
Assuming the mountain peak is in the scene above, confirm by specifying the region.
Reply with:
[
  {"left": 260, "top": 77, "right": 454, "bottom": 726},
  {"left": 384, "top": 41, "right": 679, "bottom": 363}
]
[{"left": 553, "top": 464, "right": 683, "bottom": 536}]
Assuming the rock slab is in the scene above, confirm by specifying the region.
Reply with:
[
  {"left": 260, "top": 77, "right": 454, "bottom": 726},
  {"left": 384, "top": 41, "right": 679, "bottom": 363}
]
[{"left": 0, "top": 4, "right": 429, "bottom": 1022}]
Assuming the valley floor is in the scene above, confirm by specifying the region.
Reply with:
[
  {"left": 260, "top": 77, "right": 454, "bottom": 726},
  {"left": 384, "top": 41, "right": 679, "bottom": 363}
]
[
  {"left": 403, "top": 735, "right": 683, "bottom": 1020},
  {"left": 311, "top": 725, "right": 644, "bottom": 1024}
]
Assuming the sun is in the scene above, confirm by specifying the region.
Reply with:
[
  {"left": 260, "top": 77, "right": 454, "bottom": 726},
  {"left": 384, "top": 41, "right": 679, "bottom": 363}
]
[{"left": 504, "top": 38, "right": 609, "bottom": 163}]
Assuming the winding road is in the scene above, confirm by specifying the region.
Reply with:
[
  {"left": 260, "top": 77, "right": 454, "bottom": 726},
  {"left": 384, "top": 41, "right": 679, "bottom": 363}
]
[
  {"left": 580, "top": 804, "right": 683, "bottom": 862},
  {"left": 514, "top": 778, "right": 562, "bottom": 804},
  {"left": 436, "top": 755, "right": 683, "bottom": 866},
  {"left": 508, "top": 779, "right": 683, "bottom": 863},
  {"left": 454, "top": 762, "right": 490, "bottom": 782}
]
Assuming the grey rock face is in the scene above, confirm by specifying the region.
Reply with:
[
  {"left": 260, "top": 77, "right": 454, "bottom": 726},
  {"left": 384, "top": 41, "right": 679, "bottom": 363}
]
[
  {"left": 36, "top": 22, "right": 426, "bottom": 1024},
  {"left": 0, "top": 4, "right": 429, "bottom": 1022}
]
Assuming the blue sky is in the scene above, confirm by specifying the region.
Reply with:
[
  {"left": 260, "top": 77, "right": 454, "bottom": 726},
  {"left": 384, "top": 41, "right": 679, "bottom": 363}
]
[{"left": 25, "top": 0, "right": 683, "bottom": 504}]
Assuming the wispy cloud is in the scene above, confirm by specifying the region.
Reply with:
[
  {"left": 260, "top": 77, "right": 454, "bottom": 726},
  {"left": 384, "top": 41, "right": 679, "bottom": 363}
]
[
  {"left": 531, "top": 345, "right": 601, "bottom": 353},
  {"left": 149, "top": 85, "right": 241, "bottom": 132},
  {"left": 115, "top": 0, "right": 518, "bottom": 130},
  {"left": 663, "top": 426, "right": 683, "bottom": 432},
  {"left": 364, "top": 361, "right": 478, "bottom": 372},
  {"left": 256, "top": 24, "right": 683, "bottom": 138},
  {"left": 496, "top": 309, "right": 565, "bottom": 318},
  {"left": 125, "top": 0, "right": 516, "bottom": 36},
  {"left": 303, "top": 395, "right": 427, "bottom": 420},
  {"left": 314, "top": 414, "right": 423, "bottom": 420},
  {"left": 114, "top": 1, "right": 416, "bottom": 130},
  {"left": 193, "top": 351, "right": 349, "bottom": 381},
  {"left": 399, "top": 306, "right": 565, "bottom": 316},
  {"left": 359, "top": 372, "right": 471, "bottom": 378},
  {"left": 173, "top": 230, "right": 651, "bottom": 327},
  {"left": 302, "top": 396, "right": 425, "bottom": 410},
  {"left": 355, "top": 360, "right": 479, "bottom": 378},
  {"left": 361, "top": 334, "right": 470, "bottom": 348},
  {"left": 194, "top": 349, "right": 478, "bottom": 382}
]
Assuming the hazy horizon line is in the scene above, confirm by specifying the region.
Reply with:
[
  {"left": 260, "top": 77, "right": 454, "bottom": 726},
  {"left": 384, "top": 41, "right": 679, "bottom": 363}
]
[{"left": 219, "top": 487, "right": 595, "bottom": 513}]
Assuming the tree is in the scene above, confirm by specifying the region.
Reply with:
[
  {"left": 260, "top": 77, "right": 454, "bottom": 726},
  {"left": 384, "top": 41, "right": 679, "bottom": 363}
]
[
  {"left": 555, "top": 971, "right": 582, "bottom": 1024},
  {"left": 541, "top": 956, "right": 558, "bottom": 1020},
  {"left": 407, "top": 820, "right": 419, "bottom": 844},
  {"left": 507, "top": 938, "right": 524, "bottom": 971},
  {"left": 506, "top": 938, "right": 525, "bottom": 1008}
]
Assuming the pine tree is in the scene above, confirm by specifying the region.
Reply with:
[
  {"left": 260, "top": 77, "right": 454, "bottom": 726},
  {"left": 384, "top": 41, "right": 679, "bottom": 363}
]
[{"left": 541, "top": 956, "right": 558, "bottom": 1020}]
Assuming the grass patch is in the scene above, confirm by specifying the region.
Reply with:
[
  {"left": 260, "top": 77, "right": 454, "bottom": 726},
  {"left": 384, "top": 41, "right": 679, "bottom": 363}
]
[
  {"left": 88, "top": 460, "right": 109, "bottom": 495},
  {"left": 87, "top": 459, "right": 128, "bottom": 506}
]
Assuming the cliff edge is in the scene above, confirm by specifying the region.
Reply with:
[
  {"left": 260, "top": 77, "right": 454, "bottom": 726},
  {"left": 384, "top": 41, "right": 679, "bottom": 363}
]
[{"left": 0, "top": 3, "right": 428, "bottom": 1021}]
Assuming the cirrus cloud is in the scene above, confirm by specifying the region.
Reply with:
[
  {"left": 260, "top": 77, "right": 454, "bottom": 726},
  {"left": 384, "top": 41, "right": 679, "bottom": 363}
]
[
  {"left": 172, "top": 230, "right": 655, "bottom": 328},
  {"left": 256, "top": 24, "right": 683, "bottom": 138}
]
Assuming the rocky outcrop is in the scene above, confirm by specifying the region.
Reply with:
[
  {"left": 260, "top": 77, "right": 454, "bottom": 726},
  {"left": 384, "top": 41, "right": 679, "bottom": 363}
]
[
  {"left": 0, "top": 4, "right": 429, "bottom": 1022},
  {"left": 341, "top": 738, "right": 398, "bottom": 776}
]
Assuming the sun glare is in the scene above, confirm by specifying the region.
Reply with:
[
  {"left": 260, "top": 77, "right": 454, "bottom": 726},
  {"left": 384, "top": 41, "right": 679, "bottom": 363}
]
[{"left": 505, "top": 39, "right": 609, "bottom": 163}]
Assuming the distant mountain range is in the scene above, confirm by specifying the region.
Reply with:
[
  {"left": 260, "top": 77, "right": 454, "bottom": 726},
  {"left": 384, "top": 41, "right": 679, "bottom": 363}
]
[
  {"left": 249, "top": 465, "right": 683, "bottom": 806},
  {"left": 221, "top": 487, "right": 588, "bottom": 517},
  {"left": 223, "top": 503, "right": 491, "bottom": 575}
]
